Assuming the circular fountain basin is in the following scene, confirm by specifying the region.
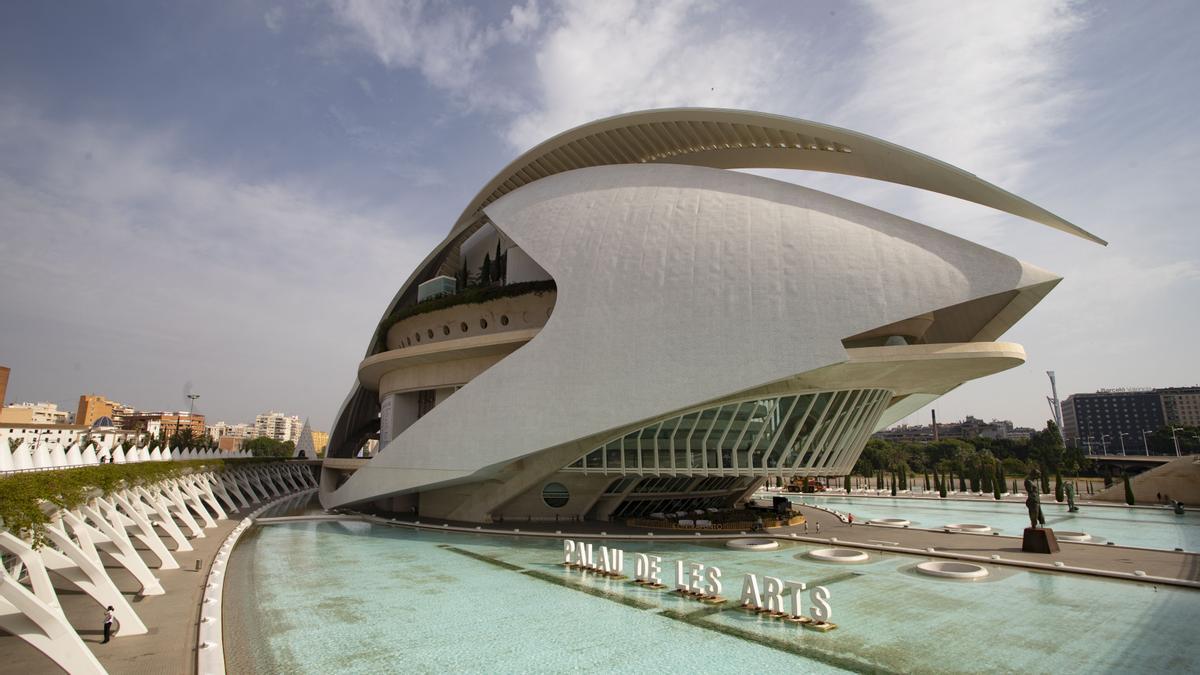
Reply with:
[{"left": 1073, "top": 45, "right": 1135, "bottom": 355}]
[
  {"left": 726, "top": 538, "right": 780, "bottom": 551},
  {"left": 1055, "top": 531, "right": 1093, "bottom": 542},
  {"left": 808, "top": 547, "right": 869, "bottom": 563},
  {"left": 916, "top": 561, "right": 989, "bottom": 579},
  {"left": 944, "top": 523, "right": 993, "bottom": 534},
  {"left": 869, "top": 518, "right": 911, "bottom": 527}
]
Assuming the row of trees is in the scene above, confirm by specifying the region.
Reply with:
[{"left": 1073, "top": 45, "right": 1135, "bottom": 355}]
[
  {"left": 852, "top": 421, "right": 1091, "bottom": 499},
  {"left": 457, "top": 238, "right": 508, "bottom": 290}
]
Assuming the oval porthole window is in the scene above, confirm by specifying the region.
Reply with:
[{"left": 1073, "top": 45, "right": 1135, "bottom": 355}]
[
  {"left": 427, "top": 329, "right": 434, "bottom": 339},
  {"left": 415, "top": 333, "right": 421, "bottom": 343},
  {"left": 460, "top": 322, "right": 468, "bottom": 333},
  {"left": 542, "top": 482, "right": 569, "bottom": 508},
  {"left": 442, "top": 325, "right": 450, "bottom": 336},
  {"left": 500, "top": 315, "right": 509, "bottom": 326},
  {"left": 480, "top": 318, "right": 488, "bottom": 329}
]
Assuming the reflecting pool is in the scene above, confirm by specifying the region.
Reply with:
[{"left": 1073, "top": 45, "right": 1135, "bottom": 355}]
[
  {"left": 224, "top": 521, "right": 1199, "bottom": 674},
  {"left": 783, "top": 494, "right": 1200, "bottom": 552}
]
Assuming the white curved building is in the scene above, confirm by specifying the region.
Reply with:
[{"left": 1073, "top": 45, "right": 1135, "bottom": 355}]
[{"left": 320, "top": 109, "right": 1102, "bottom": 523}]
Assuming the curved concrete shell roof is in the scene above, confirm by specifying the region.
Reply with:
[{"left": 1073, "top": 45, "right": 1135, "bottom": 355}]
[
  {"left": 454, "top": 108, "right": 1105, "bottom": 246},
  {"left": 369, "top": 108, "right": 1101, "bottom": 358}
]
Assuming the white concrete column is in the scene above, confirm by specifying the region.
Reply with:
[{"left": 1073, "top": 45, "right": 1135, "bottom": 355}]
[
  {"left": 41, "top": 519, "right": 148, "bottom": 635},
  {"left": 130, "top": 486, "right": 193, "bottom": 552},
  {"left": 178, "top": 481, "right": 218, "bottom": 529},
  {"left": 161, "top": 481, "right": 206, "bottom": 538},
  {"left": 223, "top": 473, "right": 253, "bottom": 508},
  {"left": 70, "top": 505, "right": 165, "bottom": 596},
  {"left": 100, "top": 495, "right": 178, "bottom": 570},
  {"left": 0, "top": 534, "right": 106, "bottom": 675}
]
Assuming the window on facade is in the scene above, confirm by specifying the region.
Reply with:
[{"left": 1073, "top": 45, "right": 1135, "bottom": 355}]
[
  {"left": 417, "top": 390, "right": 436, "bottom": 418},
  {"left": 542, "top": 482, "right": 569, "bottom": 508}
]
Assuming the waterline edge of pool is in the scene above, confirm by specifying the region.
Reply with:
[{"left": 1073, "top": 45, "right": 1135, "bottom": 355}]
[{"left": 242, "top": 512, "right": 1200, "bottom": 591}]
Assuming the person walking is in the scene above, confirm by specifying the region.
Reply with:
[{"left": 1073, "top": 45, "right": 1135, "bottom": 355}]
[
  {"left": 102, "top": 606, "right": 115, "bottom": 644},
  {"left": 815, "top": 522, "right": 821, "bottom": 534}
]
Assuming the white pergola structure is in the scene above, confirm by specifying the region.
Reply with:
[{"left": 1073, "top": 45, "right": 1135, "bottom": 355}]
[{"left": 0, "top": 461, "right": 316, "bottom": 675}]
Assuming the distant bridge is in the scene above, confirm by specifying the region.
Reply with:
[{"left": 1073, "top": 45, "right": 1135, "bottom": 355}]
[{"left": 1085, "top": 454, "right": 1184, "bottom": 466}]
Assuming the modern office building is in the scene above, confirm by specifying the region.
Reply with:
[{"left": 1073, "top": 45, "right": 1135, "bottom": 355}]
[
  {"left": 1061, "top": 390, "right": 1165, "bottom": 452},
  {"left": 1158, "top": 386, "right": 1200, "bottom": 428},
  {"left": 208, "top": 421, "right": 255, "bottom": 441},
  {"left": 254, "top": 411, "right": 303, "bottom": 442},
  {"left": 320, "top": 108, "right": 1103, "bottom": 523}
]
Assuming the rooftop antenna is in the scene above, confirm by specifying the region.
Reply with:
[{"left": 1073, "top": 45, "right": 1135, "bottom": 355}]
[{"left": 1046, "top": 371, "right": 1065, "bottom": 442}]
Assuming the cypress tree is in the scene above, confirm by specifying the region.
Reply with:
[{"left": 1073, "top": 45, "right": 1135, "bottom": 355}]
[
  {"left": 480, "top": 253, "right": 492, "bottom": 287},
  {"left": 1039, "top": 462, "right": 1050, "bottom": 494},
  {"left": 899, "top": 465, "right": 907, "bottom": 491},
  {"left": 970, "top": 469, "right": 980, "bottom": 493},
  {"left": 1054, "top": 470, "right": 1065, "bottom": 503},
  {"left": 890, "top": 474, "right": 897, "bottom": 496},
  {"left": 995, "top": 464, "right": 1006, "bottom": 495},
  {"left": 1123, "top": 473, "right": 1135, "bottom": 506},
  {"left": 924, "top": 471, "right": 931, "bottom": 492},
  {"left": 876, "top": 470, "right": 884, "bottom": 490},
  {"left": 959, "top": 475, "right": 967, "bottom": 493},
  {"left": 993, "top": 473, "right": 1002, "bottom": 500},
  {"left": 844, "top": 474, "right": 851, "bottom": 493},
  {"left": 938, "top": 474, "right": 947, "bottom": 498}
]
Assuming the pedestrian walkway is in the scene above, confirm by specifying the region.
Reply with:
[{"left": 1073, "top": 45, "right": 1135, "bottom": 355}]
[{"left": 0, "top": 515, "right": 242, "bottom": 675}]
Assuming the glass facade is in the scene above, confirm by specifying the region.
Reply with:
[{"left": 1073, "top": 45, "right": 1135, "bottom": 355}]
[{"left": 563, "top": 388, "right": 892, "bottom": 477}]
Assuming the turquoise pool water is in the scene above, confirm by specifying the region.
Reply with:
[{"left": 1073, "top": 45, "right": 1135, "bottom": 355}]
[
  {"left": 783, "top": 495, "right": 1200, "bottom": 552},
  {"left": 224, "top": 521, "right": 1199, "bottom": 674}
]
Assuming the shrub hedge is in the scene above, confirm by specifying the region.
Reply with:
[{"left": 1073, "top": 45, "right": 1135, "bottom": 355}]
[
  {"left": 376, "top": 279, "right": 557, "bottom": 344},
  {"left": 0, "top": 458, "right": 280, "bottom": 547}
]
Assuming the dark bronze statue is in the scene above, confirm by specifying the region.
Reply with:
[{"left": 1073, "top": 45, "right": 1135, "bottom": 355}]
[
  {"left": 1065, "top": 482, "right": 1079, "bottom": 512},
  {"left": 1024, "top": 470, "right": 1045, "bottom": 529}
]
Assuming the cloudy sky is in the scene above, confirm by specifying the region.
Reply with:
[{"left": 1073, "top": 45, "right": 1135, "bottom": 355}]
[{"left": 1, "top": 1, "right": 1197, "bottom": 432}]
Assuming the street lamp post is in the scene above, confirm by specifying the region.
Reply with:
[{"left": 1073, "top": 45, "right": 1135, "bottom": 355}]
[
  {"left": 1142, "top": 430, "right": 1152, "bottom": 455},
  {"left": 1171, "top": 427, "right": 1183, "bottom": 457},
  {"left": 1100, "top": 434, "right": 1110, "bottom": 455},
  {"left": 185, "top": 394, "right": 200, "bottom": 446},
  {"left": 1119, "top": 432, "right": 1128, "bottom": 456}
]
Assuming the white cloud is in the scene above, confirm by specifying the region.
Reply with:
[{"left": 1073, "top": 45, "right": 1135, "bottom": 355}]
[
  {"left": 327, "top": 0, "right": 541, "bottom": 111},
  {"left": 825, "top": 1, "right": 1084, "bottom": 239},
  {"left": 501, "top": 0, "right": 541, "bottom": 44},
  {"left": 264, "top": 6, "right": 285, "bottom": 34},
  {"left": 504, "top": 0, "right": 793, "bottom": 150},
  {"left": 0, "top": 104, "right": 434, "bottom": 427}
]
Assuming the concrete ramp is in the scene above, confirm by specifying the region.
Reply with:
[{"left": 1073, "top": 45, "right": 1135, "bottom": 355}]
[{"left": 1094, "top": 455, "right": 1200, "bottom": 505}]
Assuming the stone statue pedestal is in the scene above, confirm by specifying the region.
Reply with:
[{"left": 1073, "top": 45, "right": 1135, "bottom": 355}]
[{"left": 1022, "top": 528, "right": 1060, "bottom": 554}]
